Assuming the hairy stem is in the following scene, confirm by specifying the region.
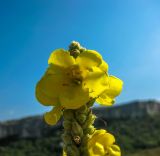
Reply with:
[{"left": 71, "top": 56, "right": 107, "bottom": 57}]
[
  {"left": 61, "top": 41, "right": 96, "bottom": 156},
  {"left": 62, "top": 102, "right": 96, "bottom": 156}
]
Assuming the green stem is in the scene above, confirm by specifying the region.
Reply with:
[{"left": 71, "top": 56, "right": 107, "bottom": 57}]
[
  {"left": 62, "top": 102, "right": 96, "bottom": 156},
  {"left": 61, "top": 41, "right": 96, "bottom": 156}
]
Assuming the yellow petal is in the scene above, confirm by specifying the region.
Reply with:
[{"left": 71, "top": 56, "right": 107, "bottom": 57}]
[
  {"left": 107, "top": 76, "right": 123, "bottom": 97},
  {"left": 44, "top": 106, "right": 62, "bottom": 125},
  {"left": 76, "top": 50, "right": 102, "bottom": 68},
  {"left": 92, "top": 142, "right": 105, "bottom": 155},
  {"left": 35, "top": 83, "right": 59, "bottom": 106},
  {"left": 88, "top": 130, "right": 106, "bottom": 148},
  {"left": 97, "top": 132, "right": 115, "bottom": 147},
  {"left": 99, "top": 60, "right": 109, "bottom": 72},
  {"left": 48, "top": 49, "right": 75, "bottom": 67},
  {"left": 96, "top": 76, "right": 123, "bottom": 106},
  {"left": 59, "top": 85, "right": 89, "bottom": 109},
  {"left": 84, "top": 67, "right": 108, "bottom": 98},
  {"left": 35, "top": 66, "right": 67, "bottom": 106},
  {"left": 88, "top": 130, "right": 117, "bottom": 156},
  {"left": 96, "top": 94, "right": 115, "bottom": 106},
  {"left": 90, "top": 130, "right": 115, "bottom": 147},
  {"left": 108, "top": 145, "right": 121, "bottom": 156}
]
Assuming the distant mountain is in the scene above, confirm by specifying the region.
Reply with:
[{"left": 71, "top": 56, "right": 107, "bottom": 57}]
[
  {"left": 93, "top": 100, "right": 160, "bottom": 119},
  {"left": 0, "top": 100, "right": 160, "bottom": 156},
  {"left": 0, "top": 116, "right": 62, "bottom": 141},
  {"left": 0, "top": 100, "right": 159, "bottom": 140}
]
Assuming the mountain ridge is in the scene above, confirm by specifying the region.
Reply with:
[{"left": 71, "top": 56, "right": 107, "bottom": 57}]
[
  {"left": 0, "top": 100, "right": 160, "bottom": 140},
  {"left": 0, "top": 99, "right": 160, "bottom": 156}
]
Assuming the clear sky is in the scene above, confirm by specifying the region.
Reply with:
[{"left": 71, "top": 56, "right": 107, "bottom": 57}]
[{"left": 0, "top": 0, "right": 160, "bottom": 121}]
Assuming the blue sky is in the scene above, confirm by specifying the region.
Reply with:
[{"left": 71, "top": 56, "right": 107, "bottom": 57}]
[{"left": 0, "top": 0, "right": 160, "bottom": 121}]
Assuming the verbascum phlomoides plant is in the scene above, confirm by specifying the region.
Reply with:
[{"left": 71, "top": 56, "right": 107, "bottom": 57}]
[{"left": 35, "top": 41, "right": 123, "bottom": 156}]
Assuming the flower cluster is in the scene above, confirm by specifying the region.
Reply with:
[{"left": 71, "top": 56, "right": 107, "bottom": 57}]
[
  {"left": 35, "top": 43, "right": 123, "bottom": 156},
  {"left": 88, "top": 130, "right": 121, "bottom": 156},
  {"left": 36, "top": 49, "right": 123, "bottom": 125}
]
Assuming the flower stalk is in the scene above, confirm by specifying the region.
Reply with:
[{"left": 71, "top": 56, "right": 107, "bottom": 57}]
[
  {"left": 62, "top": 99, "right": 96, "bottom": 156},
  {"left": 62, "top": 42, "right": 96, "bottom": 156},
  {"left": 35, "top": 41, "right": 123, "bottom": 156}
]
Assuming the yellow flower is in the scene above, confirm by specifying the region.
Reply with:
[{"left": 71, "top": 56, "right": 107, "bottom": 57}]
[
  {"left": 88, "top": 129, "right": 121, "bottom": 156},
  {"left": 36, "top": 49, "right": 123, "bottom": 110},
  {"left": 44, "top": 106, "right": 63, "bottom": 125},
  {"left": 36, "top": 49, "right": 104, "bottom": 108},
  {"left": 96, "top": 76, "right": 123, "bottom": 106}
]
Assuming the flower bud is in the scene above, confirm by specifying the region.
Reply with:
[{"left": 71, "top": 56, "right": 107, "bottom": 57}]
[
  {"left": 69, "top": 41, "right": 81, "bottom": 51},
  {"left": 76, "top": 105, "right": 88, "bottom": 114},
  {"left": 63, "top": 120, "right": 72, "bottom": 130},
  {"left": 76, "top": 113, "right": 87, "bottom": 124},
  {"left": 63, "top": 109, "right": 74, "bottom": 120},
  {"left": 71, "top": 121, "right": 83, "bottom": 138},
  {"left": 81, "top": 134, "right": 91, "bottom": 145},
  {"left": 82, "top": 113, "right": 96, "bottom": 129},
  {"left": 62, "top": 132, "right": 73, "bottom": 145},
  {"left": 66, "top": 144, "right": 80, "bottom": 156},
  {"left": 70, "top": 49, "right": 80, "bottom": 58},
  {"left": 84, "top": 125, "right": 95, "bottom": 135}
]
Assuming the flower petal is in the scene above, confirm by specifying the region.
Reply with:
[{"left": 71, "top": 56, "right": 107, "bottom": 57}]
[
  {"left": 59, "top": 85, "right": 89, "bottom": 109},
  {"left": 108, "top": 145, "right": 121, "bottom": 156},
  {"left": 88, "top": 129, "right": 106, "bottom": 148},
  {"left": 35, "top": 83, "right": 59, "bottom": 106},
  {"left": 90, "top": 130, "right": 115, "bottom": 147},
  {"left": 107, "top": 76, "right": 123, "bottom": 97},
  {"left": 35, "top": 66, "right": 67, "bottom": 106},
  {"left": 97, "top": 132, "right": 115, "bottom": 147},
  {"left": 92, "top": 142, "right": 105, "bottom": 155},
  {"left": 96, "top": 76, "right": 123, "bottom": 106},
  {"left": 76, "top": 50, "right": 102, "bottom": 68},
  {"left": 44, "top": 106, "right": 62, "bottom": 125},
  {"left": 48, "top": 49, "right": 75, "bottom": 67},
  {"left": 96, "top": 94, "right": 115, "bottom": 106},
  {"left": 99, "top": 60, "right": 109, "bottom": 72},
  {"left": 84, "top": 67, "right": 108, "bottom": 98},
  {"left": 88, "top": 130, "right": 118, "bottom": 156}
]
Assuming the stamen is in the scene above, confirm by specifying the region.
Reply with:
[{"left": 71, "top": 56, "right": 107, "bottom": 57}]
[
  {"left": 73, "top": 136, "right": 81, "bottom": 145},
  {"left": 73, "top": 79, "right": 82, "bottom": 85}
]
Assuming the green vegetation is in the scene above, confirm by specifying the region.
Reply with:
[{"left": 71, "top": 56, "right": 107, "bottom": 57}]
[
  {"left": 127, "top": 147, "right": 160, "bottom": 156},
  {"left": 0, "top": 115, "right": 160, "bottom": 156},
  {"left": 0, "top": 137, "right": 62, "bottom": 156},
  {"left": 106, "top": 115, "right": 160, "bottom": 155}
]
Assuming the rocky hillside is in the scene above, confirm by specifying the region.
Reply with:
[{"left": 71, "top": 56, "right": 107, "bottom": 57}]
[
  {"left": 0, "top": 100, "right": 160, "bottom": 156},
  {"left": 93, "top": 100, "right": 160, "bottom": 119},
  {"left": 0, "top": 100, "right": 159, "bottom": 140},
  {"left": 0, "top": 116, "right": 61, "bottom": 140}
]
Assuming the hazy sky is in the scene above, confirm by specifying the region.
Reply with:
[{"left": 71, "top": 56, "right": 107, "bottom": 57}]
[{"left": 0, "top": 0, "right": 160, "bottom": 121}]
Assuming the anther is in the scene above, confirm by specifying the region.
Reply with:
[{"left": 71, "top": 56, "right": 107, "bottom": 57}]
[{"left": 73, "top": 136, "right": 81, "bottom": 145}]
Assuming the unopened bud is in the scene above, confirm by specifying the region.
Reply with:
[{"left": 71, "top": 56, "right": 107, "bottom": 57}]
[
  {"left": 63, "top": 109, "right": 74, "bottom": 120},
  {"left": 76, "top": 113, "right": 87, "bottom": 124},
  {"left": 62, "top": 132, "right": 73, "bottom": 145},
  {"left": 71, "top": 121, "right": 83, "bottom": 138},
  {"left": 76, "top": 105, "right": 88, "bottom": 114},
  {"left": 66, "top": 145, "right": 80, "bottom": 156},
  {"left": 63, "top": 120, "right": 72, "bottom": 130},
  {"left": 82, "top": 113, "right": 96, "bottom": 129},
  {"left": 83, "top": 125, "right": 95, "bottom": 135}
]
